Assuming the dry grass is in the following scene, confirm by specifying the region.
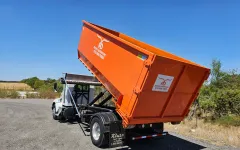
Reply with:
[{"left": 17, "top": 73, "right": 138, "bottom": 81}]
[
  {"left": 165, "top": 119, "right": 240, "bottom": 148},
  {"left": 0, "top": 82, "right": 33, "bottom": 91}
]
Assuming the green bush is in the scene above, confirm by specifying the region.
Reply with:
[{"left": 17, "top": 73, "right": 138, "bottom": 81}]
[
  {"left": 26, "top": 92, "right": 39, "bottom": 98},
  {"left": 34, "top": 80, "right": 44, "bottom": 89},
  {"left": 0, "top": 90, "right": 19, "bottom": 98},
  {"left": 21, "top": 77, "right": 62, "bottom": 94},
  {"left": 9, "top": 90, "right": 19, "bottom": 98},
  {"left": 0, "top": 90, "right": 8, "bottom": 98},
  {"left": 21, "top": 77, "right": 39, "bottom": 89},
  {"left": 194, "top": 59, "right": 240, "bottom": 126},
  {"left": 213, "top": 89, "right": 240, "bottom": 117},
  {"left": 198, "top": 85, "right": 216, "bottom": 113},
  {"left": 214, "top": 115, "right": 240, "bottom": 127},
  {"left": 39, "top": 90, "right": 58, "bottom": 99}
]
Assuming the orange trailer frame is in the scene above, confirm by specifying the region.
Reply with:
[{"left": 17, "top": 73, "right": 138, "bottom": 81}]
[{"left": 77, "top": 21, "right": 210, "bottom": 127}]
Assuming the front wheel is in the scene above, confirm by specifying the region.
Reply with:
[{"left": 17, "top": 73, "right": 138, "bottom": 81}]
[
  {"left": 90, "top": 117, "right": 107, "bottom": 147},
  {"left": 52, "top": 105, "right": 58, "bottom": 120}
]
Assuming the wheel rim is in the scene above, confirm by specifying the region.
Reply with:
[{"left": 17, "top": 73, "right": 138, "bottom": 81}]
[{"left": 92, "top": 122, "right": 101, "bottom": 141}]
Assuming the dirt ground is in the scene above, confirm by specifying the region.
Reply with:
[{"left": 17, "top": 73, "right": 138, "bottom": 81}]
[
  {"left": 165, "top": 119, "right": 240, "bottom": 148},
  {"left": 0, "top": 99, "right": 238, "bottom": 150}
]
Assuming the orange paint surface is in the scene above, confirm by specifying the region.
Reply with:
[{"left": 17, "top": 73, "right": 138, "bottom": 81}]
[{"left": 77, "top": 21, "right": 210, "bottom": 127}]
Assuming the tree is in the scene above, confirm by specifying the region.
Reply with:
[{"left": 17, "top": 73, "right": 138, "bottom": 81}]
[
  {"left": 46, "top": 78, "right": 56, "bottom": 84},
  {"left": 34, "top": 80, "right": 44, "bottom": 89},
  {"left": 198, "top": 59, "right": 240, "bottom": 119},
  {"left": 21, "top": 77, "right": 40, "bottom": 89},
  {"left": 210, "top": 59, "right": 222, "bottom": 83}
]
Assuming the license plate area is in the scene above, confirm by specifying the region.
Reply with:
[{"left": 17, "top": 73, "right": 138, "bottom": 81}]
[{"left": 109, "top": 121, "right": 125, "bottom": 148}]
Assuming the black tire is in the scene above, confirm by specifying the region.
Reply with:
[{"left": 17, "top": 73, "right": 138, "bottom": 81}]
[
  {"left": 152, "top": 123, "right": 164, "bottom": 133},
  {"left": 52, "top": 105, "right": 58, "bottom": 120},
  {"left": 90, "top": 117, "right": 107, "bottom": 147}
]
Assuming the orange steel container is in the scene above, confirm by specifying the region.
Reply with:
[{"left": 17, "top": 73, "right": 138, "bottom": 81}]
[{"left": 77, "top": 21, "right": 210, "bottom": 127}]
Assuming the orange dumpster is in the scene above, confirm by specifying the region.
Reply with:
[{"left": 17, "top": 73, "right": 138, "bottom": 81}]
[{"left": 77, "top": 21, "right": 210, "bottom": 127}]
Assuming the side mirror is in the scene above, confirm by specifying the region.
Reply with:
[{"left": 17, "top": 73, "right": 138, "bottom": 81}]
[{"left": 53, "top": 83, "right": 57, "bottom": 92}]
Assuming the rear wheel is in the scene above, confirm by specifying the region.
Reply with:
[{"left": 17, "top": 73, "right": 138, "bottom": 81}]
[
  {"left": 152, "top": 123, "right": 164, "bottom": 133},
  {"left": 90, "top": 117, "right": 107, "bottom": 147}
]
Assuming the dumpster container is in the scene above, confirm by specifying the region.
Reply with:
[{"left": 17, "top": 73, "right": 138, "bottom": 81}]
[{"left": 77, "top": 21, "right": 210, "bottom": 127}]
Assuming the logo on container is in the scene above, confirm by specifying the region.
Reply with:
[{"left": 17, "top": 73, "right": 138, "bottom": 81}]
[
  {"left": 159, "top": 78, "right": 172, "bottom": 86},
  {"left": 93, "top": 34, "right": 109, "bottom": 59},
  {"left": 152, "top": 74, "right": 174, "bottom": 92},
  {"left": 97, "top": 34, "right": 109, "bottom": 50}
]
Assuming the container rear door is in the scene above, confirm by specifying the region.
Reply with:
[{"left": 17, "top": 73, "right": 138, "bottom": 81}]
[{"left": 131, "top": 56, "right": 208, "bottom": 119}]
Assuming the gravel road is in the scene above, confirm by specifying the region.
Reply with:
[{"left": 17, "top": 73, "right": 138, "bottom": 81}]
[{"left": 0, "top": 99, "right": 238, "bottom": 150}]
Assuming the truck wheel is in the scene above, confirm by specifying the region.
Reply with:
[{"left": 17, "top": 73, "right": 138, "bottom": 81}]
[
  {"left": 90, "top": 117, "right": 107, "bottom": 147},
  {"left": 152, "top": 123, "right": 164, "bottom": 133},
  {"left": 52, "top": 105, "right": 58, "bottom": 120}
]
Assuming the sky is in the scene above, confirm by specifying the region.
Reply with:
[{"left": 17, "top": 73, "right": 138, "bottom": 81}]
[{"left": 0, "top": 0, "right": 239, "bottom": 81}]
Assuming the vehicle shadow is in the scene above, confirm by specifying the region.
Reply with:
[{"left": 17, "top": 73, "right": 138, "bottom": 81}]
[
  {"left": 116, "top": 134, "right": 206, "bottom": 150},
  {"left": 60, "top": 120, "right": 206, "bottom": 150},
  {"left": 59, "top": 119, "right": 91, "bottom": 134}
]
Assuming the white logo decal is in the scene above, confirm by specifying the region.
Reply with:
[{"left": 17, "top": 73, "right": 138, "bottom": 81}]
[
  {"left": 93, "top": 34, "right": 109, "bottom": 59},
  {"left": 97, "top": 34, "right": 109, "bottom": 50},
  {"left": 152, "top": 74, "right": 174, "bottom": 92}
]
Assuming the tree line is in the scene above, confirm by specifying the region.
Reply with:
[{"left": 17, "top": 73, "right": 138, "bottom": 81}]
[
  {"left": 21, "top": 77, "right": 62, "bottom": 91},
  {"left": 20, "top": 77, "right": 63, "bottom": 99},
  {"left": 196, "top": 59, "right": 240, "bottom": 126}
]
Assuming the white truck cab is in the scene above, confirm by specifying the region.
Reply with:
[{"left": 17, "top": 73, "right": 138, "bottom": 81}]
[{"left": 52, "top": 73, "right": 101, "bottom": 120}]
